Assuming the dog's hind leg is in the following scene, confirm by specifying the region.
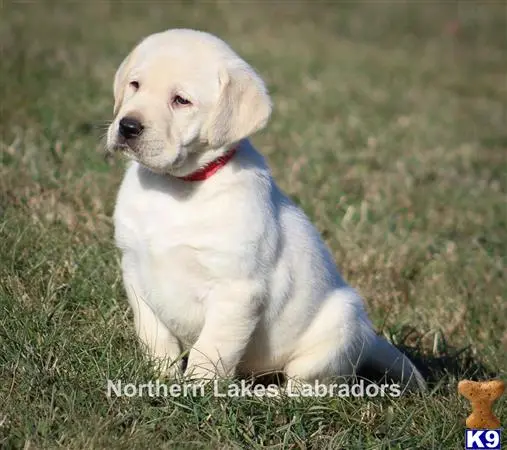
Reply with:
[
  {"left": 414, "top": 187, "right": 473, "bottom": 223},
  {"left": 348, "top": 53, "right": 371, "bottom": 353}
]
[
  {"left": 284, "top": 289, "right": 375, "bottom": 383},
  {"left": 283, "top": 288, "right": 426, "bottom": 391}
]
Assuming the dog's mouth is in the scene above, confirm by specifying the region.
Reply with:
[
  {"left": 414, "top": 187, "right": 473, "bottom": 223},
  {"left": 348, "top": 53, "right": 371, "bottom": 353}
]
[
  {"left": 112, "top": 135, "right": 136, "bottom": 152},
  {"left": 115, "top": 142, "right": 131, "bottom": 152},
  {"left": 107, "top": 139, "right": 138, "bottom": 161},
  {"left": 107, "top": 131, "right": 187, "bottom": 172}
]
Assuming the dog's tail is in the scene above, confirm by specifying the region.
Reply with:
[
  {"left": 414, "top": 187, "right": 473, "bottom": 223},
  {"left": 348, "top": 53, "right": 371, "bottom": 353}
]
[{"left": 365, "top": 334, "right": 427, "bottom": 392}]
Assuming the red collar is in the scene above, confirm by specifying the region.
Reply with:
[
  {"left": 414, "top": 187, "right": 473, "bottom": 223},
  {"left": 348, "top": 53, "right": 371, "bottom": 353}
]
[{"left": 177, "top": 147, "right": 238, "bottom": 182}]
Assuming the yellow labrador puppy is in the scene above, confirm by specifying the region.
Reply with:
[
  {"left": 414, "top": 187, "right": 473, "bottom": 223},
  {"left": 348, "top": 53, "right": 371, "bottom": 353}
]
[{"left": 108, "top": 29, "right": 425, "bottom": 390}]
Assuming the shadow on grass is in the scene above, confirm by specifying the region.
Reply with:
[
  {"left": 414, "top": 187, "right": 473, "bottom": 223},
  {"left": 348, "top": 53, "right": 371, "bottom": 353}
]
[
  {"left": 396, "top": 343, "right": 499, "bottom": 390},
  {"left": 364, "top": 327, "right": 500, "bottom": 394}
]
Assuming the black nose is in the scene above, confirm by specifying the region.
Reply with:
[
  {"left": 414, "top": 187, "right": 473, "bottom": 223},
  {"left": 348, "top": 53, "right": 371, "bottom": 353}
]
[{"left": 119, "top": 117, "right": 144, "bottom": 139}]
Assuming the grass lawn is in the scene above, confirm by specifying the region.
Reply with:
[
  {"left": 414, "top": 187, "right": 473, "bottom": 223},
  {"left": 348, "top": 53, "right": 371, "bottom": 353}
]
[{"left": 1, "top": 1, "right": 506, "bottom": 448}]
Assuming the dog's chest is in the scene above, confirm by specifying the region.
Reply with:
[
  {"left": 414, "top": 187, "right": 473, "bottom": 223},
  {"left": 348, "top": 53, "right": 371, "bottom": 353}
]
[{"left": 114, "top": 165, "right": 232, "bottom": 344}]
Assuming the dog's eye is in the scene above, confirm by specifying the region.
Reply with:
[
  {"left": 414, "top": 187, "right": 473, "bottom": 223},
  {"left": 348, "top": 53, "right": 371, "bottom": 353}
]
[
  {"left": 173, "top": 95, "right": 191, "bottom": 106},
  {"left": 129, "top": 81, "right": 140, "bottom": 90}
]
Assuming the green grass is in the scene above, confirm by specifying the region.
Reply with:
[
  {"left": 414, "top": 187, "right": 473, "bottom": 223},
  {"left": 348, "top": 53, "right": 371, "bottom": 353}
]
[{"left": 1, "top": 1, "right": 506, "bottom": 448}]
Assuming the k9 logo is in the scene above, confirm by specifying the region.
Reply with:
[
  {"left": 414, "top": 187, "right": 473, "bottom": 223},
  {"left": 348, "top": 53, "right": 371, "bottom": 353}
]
[{"left": 465, "top": 429, "right": 501, "bottom": 450}]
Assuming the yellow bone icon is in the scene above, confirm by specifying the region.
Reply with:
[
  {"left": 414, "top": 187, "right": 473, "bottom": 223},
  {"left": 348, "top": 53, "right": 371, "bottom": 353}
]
[{"left": 458, "top": 379, "right": 505, "bottom": 429}]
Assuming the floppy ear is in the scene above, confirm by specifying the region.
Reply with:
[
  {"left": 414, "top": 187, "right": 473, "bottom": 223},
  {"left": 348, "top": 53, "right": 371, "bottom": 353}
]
[
  {"left": 113, "top": 50, "right": 136, "bottom": 116},
  {"left": 206, "top": 65, "right": 272, "bottom": 148}
]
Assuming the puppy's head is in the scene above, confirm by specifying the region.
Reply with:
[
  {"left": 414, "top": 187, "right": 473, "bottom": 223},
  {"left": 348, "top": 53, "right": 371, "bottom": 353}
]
[{"left": 107, "top": 29, "right": 272, "bottom": 176}]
